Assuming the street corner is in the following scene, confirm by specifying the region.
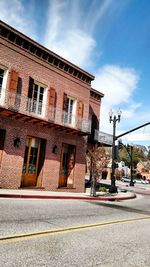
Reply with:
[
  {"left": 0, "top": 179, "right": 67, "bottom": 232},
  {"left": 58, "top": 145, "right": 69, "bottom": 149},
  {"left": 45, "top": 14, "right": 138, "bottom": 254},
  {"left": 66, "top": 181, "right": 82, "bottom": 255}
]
[{"left": 85, "top": 191, "right": 136, "bottom": 201}]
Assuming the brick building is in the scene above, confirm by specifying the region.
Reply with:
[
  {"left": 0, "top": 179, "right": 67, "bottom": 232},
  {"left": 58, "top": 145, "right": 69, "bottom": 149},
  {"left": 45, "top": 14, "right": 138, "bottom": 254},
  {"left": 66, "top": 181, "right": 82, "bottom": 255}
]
[{"left": 0, "top": 20, "right": 104, "bottom": 192}]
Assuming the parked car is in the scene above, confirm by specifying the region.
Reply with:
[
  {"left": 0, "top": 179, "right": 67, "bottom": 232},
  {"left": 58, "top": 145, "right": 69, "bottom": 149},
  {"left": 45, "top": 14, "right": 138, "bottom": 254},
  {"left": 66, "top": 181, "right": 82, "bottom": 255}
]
[
  {"left": 85, "top": 179, "right": 91, "bottom": 188},
  {"left": 121, "top": 176, "right": 149, "bottom": 185},
  {"left": 121, "top": 176, "right": 131, "bottom": 183},
  {"left": 134, "top": 179, "right": 149, "bottom": 184},
  {"left": 121, "top": 176, "right": 136, "bottom": 184}
]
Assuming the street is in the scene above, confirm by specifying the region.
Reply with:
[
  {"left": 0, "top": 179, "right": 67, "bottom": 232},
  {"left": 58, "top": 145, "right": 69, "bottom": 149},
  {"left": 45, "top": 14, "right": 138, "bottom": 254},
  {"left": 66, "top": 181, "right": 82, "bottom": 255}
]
[{"left": 0, "top": 194, "right": 150, "bottom": 267}]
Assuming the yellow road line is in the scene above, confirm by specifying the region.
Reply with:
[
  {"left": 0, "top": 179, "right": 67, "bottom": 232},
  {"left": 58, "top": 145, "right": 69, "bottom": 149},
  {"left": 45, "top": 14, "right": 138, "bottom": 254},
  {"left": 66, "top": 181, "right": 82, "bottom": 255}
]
[{"left": 1, "top": 216, "right": 150, "bottom": 244}]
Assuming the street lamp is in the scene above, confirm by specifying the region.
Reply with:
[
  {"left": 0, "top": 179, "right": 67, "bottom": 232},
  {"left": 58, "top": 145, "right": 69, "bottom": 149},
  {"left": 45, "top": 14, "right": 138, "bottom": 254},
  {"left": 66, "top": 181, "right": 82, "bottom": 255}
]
[{"left": 109, "top": 109, "right": 122, "bottom": 193}]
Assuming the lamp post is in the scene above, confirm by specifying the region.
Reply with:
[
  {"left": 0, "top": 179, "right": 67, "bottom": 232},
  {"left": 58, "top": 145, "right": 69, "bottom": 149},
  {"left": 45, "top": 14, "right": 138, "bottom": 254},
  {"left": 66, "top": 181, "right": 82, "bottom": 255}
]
[{"left": 109, "top": 109, "right": 122, "bottom": 193}]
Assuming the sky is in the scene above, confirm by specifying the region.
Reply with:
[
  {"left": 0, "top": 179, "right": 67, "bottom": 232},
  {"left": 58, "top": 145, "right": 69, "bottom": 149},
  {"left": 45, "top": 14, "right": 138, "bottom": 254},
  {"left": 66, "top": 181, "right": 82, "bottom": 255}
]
[{"left": 0, "top": 0, "right": 150, "bottom": 146}]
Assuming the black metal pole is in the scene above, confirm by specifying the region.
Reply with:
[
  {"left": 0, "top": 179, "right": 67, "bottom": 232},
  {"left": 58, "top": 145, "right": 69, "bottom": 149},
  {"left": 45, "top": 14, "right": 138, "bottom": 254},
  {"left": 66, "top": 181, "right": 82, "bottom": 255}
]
[
  {"left": 109, "top": 116, "right": 118, "bottom": 193},
  {"left": 90, "top": 144, "right": 97, "bottom": 197},
  {"left": 90, "top": 157, "right": 93, "bottom": 196},
  {"left": 116, "top": 122, "right": 150, "bottom": 140},
  {"left": 129, "top": 146, "right": 134, "bottom": 186},
  {"left": 93, "top": 142, "right": 98, "bottom": 197}
]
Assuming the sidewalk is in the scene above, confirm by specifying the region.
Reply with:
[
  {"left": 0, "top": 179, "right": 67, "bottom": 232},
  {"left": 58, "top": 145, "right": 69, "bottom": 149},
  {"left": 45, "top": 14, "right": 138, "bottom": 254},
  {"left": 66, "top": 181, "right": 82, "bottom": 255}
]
[
  {"left": 0, "top": 188, "right": 136, "bottom": 201},
  {"left": 121, "top": 185, "right": 150, "bottom": 196},
  {"left": 100, "top": 180, "right": 150, "bottom": 196}
]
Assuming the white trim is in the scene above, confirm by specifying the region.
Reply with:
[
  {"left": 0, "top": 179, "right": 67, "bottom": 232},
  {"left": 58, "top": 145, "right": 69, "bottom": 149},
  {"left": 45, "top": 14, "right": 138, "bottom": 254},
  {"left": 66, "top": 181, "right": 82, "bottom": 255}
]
[
  {"left": 0, "top": 65, "right": 8, "bottom": 105},
  {"left": 30, "top": 80, "right": 47, "bottom": 118},
  {"left": 66, "top": 95, "right": 77, "bottom": 127}
]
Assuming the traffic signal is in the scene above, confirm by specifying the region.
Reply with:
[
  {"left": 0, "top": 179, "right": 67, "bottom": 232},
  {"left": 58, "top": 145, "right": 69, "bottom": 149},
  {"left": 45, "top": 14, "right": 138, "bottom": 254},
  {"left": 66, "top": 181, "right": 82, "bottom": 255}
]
[
  {"left": 114, "top": 162, "right": 118, "bottom": 168},
  {"left": 115, "top": 145, "right": 119, "bottom": 159},
  {"left": 127, "top": 144, "right": 131, "bottom": 153},
  {"left": 118, "top": 140, "right": 123, "bottom": 149}
]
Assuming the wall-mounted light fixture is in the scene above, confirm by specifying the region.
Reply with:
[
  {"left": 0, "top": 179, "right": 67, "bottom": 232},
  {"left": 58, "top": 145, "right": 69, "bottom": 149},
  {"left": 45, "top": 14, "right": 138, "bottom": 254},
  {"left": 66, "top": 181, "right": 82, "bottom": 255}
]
[
  {"left": 52, "top": 145, "right": 58, "bottom": 154},
  {"left": 13, "top": 137, "right": 21, "bottom": 148}
]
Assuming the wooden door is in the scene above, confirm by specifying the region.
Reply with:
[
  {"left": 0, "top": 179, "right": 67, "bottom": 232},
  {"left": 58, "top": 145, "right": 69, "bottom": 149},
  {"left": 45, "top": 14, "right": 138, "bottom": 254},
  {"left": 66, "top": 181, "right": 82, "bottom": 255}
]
[
  {"left": 21, "top": 137, "right": 40, "bottom": 187},
  {"left": 59, "top": 144, "right": 76, "bottom": 187},
  {"left": 0, "top": 129, "right": 6, "bottom": 168}
]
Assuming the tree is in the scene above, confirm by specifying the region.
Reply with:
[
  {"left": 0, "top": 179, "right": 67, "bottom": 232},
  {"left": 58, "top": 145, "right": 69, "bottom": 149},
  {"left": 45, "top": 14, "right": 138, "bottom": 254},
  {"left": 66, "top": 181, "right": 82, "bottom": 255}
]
[
  {"left": 115, "top": 168, "right": 125, "bottom": 180},
  {"left": 86, "top": 146, "right": 109, "bottom": 196},
  {"left": 118, "top": 145, "right": 146, "bottom": 169},
  {"left": 147, "top": 150, "right": 150, "bottom": 160},
  {"left": 143, "top": 161, "right": 150, "bottom": 172}
]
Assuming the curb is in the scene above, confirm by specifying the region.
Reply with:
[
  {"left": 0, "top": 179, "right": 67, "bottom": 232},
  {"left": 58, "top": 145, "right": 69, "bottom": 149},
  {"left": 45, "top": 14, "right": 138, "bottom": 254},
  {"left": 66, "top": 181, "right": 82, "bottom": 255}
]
[
  {"left": 130, "top": 190, "right": 150, "bottom": 195},
  {"left": 0, "top": 193, "right": 136, "bottom": 201}
]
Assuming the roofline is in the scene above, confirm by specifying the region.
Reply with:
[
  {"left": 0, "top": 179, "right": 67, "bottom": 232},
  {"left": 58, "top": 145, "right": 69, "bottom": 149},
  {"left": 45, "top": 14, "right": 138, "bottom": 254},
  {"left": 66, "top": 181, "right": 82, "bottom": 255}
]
[
  {"left": 0, "top": 20, "right": 95, "bottom": 84},
  {"left": 91, "top": 87, "right": 104, "bottom": 97}
]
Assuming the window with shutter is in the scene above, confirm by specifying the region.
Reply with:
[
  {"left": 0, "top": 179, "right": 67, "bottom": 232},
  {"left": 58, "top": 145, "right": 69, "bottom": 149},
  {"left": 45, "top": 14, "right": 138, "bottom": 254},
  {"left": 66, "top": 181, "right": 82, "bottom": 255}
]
[
  {"left": 27, "top": 77, "right": 46, "bottom": 116},
  {"left": 49, "top": 88, "right": 56, "bottom": 106},
  {"left": 9, "top": 70, "right": 18, "bottom": 92},
  {"left": 0, "top": 69, "right": 4, "bottom": 98},
  {"left": 62, "top": 94, "right": 77, "bottom": 126},
  {"left": 48, "top": 88, "right": 56, "bottom": 121},
  {"left": 8, "top": 70, "right": 19, "bottom": 110},
  {"left": 77, "top": 100, "right": 84, "bottom": 117},
  {"left": 76, "top": 100, "right": 84, "bottom": 130},
  {"left": 63, "top": 93, "right": 67, "bottom": 111},
  {"left": 28, "top": 77, "right": 34, "bottom": 98}
]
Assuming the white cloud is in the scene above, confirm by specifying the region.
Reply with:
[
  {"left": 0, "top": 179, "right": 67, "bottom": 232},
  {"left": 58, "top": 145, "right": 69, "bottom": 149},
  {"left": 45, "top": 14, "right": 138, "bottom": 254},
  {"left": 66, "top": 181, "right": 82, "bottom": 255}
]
[
  {"left": 0, "top": 0, "right": 37, "bottom": 40},
  {"left": 120, "top": 124, "right": 150, "bottom": 145},
  {"left": 44, "top": 0, "right": 96, "bottom": 68},
  {"left": 85, "top": 0, "right": 113, "bottom": 33},
  {"left": 45, "top": 28, "right": 96, "bottom": 68},
  {"left": 92, "top": 65, "right": 150, "bottom": 144},
  {"left": 92, "top": 64, "right": 140, "bottom": 134},
  {"left": 44, "top": 0, "right": 114, "bottom": 68},
  {"left": 92, "top": 65, "right": 139, "bottom": 105},
  {"left": 127, "top": 133, "right": 150, "bottom": 142}
]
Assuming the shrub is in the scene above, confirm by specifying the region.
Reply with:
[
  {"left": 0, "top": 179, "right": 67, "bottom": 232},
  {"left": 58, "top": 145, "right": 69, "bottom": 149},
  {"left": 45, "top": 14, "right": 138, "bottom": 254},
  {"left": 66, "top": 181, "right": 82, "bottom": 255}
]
[{"left": 99, "top": 186, "right": 107, "bottom": 192}]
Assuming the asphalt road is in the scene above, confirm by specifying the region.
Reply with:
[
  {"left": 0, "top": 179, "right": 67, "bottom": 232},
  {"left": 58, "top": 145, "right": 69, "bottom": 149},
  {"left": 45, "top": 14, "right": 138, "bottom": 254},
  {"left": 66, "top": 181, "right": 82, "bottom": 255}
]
[{"left": 0, "top": 194, "right": 150, "bottom": 267}]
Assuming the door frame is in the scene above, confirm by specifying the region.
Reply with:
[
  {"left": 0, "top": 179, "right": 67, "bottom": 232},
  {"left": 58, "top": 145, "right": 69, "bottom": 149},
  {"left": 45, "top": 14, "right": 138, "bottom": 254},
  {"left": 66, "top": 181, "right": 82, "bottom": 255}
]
[
  {"left": 59, "top": 143, "right": 76, "bottom": 188},
  {"left": 21, "top": 136, "right": 41, "bottom": 187}
]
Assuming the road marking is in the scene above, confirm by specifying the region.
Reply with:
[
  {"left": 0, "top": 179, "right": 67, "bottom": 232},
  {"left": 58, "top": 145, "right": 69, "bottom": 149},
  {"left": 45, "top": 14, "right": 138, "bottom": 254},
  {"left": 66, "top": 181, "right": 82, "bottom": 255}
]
[{"left": 1, "top": 216, "right": 150, "bottom": 244}]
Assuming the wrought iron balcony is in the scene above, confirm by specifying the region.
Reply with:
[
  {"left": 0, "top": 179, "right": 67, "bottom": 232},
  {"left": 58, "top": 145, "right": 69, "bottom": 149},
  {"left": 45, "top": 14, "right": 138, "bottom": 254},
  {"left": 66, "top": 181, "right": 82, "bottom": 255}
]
[{"left": 0, "top": 91, "right": 91, "bottom": 134}]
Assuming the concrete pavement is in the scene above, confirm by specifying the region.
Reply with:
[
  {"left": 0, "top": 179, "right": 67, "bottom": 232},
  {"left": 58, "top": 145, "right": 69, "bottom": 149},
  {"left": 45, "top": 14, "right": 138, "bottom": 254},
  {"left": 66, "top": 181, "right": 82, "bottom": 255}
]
[
  {"left": 1, "top": 179, "right": 149, "bottom": 201},
  {"left": 0, "top": 187, "right": 136, "bottom": 201},
  {"left": 102, "top": 180, "right": 150, "bottom": 196}
]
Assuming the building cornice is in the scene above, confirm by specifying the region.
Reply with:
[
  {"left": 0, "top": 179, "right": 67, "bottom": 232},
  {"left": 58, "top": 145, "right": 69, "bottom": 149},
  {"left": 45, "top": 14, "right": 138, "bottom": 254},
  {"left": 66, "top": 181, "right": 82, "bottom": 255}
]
[
  {"left": 0, "top": 20, "right": 95, "bottom": 85},
  {"left": 90, "top": 87, "right": 104, "bottom": 101}
]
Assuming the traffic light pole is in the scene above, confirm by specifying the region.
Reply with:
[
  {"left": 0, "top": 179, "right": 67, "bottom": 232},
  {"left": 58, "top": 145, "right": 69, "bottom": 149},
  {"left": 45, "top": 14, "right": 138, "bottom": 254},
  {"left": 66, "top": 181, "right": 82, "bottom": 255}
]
[
  {"left": 116, "top": 122, "right": 150, "bottom": 187},
  {"left": 114, "top": 121, "right": 150, "bottom": 190},
  {"left": 118, "top": 141, "right": 134, "bottom": 186},
  {"left": 129, "top": 146, "right": 134, "bottom": 186},
  {"left": 116, "top": 122, "right": 150, "bottom": 140}
]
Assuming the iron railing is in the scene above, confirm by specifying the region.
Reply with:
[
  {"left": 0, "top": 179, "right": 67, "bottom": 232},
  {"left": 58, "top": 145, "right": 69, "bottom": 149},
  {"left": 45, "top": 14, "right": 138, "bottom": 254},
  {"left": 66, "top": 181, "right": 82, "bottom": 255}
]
[{"left": 1, "top": 91, "right": 91, "bottom": 133}]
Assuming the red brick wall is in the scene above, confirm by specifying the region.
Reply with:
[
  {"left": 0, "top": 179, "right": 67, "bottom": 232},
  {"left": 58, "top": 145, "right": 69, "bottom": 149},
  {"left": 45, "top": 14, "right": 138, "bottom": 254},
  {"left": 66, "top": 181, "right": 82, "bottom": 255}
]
[
  {"left": 89, "top": 96, "right": 101, "bottom": 122},
  {"left": 0, "top": 116, "right": 87, "bottom": 192},
  {"left": 0, "top": 38, "right": 91, "bottom": 192},
  {"left": 0, "top": 39, "right": 90, "bottom": 119}
]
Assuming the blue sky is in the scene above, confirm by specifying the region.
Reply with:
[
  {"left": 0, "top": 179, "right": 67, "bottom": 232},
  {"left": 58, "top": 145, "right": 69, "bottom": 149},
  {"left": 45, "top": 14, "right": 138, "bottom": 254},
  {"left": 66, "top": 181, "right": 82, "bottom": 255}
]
[{"left": 1, "top": 0, "right": 150, "bottom": 145}]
